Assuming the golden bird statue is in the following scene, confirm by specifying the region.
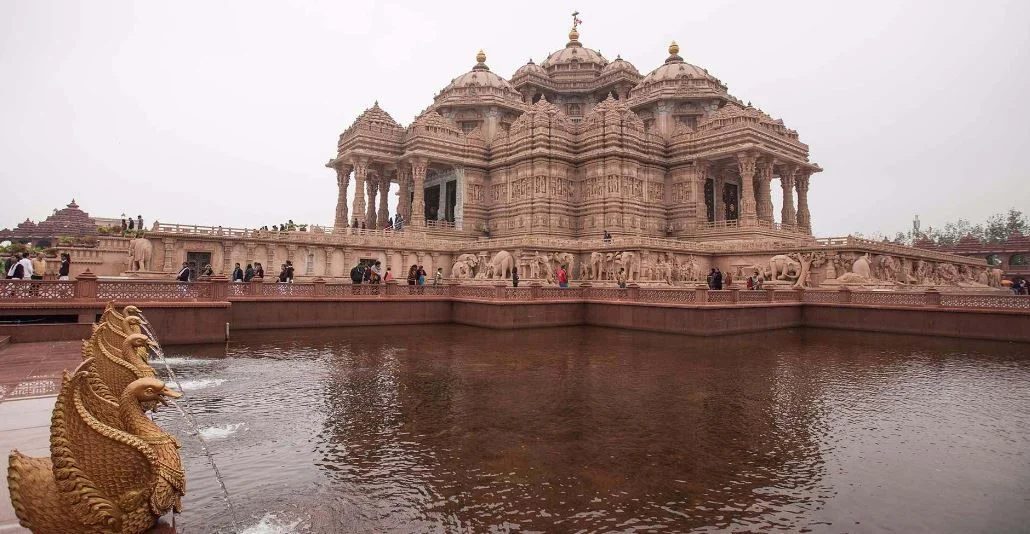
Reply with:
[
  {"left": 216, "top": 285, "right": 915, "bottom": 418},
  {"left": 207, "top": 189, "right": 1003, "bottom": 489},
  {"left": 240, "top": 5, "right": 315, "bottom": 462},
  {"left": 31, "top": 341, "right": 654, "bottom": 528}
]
[{"left": 7, "top": 359, "right": 185, "bottom": 534}]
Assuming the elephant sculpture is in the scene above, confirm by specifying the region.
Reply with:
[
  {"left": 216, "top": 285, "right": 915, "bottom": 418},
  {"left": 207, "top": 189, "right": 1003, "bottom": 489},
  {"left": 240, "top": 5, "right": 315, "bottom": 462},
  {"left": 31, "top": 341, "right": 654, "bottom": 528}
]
[
  {"left": 852, "top": 253, "right": 873, "bottom": 279},
  {"left": 614, "top": 251, "right": 640, "bottom": 282},
  {"left": 451, "top": 253, "right": 480, "bottom": 279},
  {"left": 588, "top": 252, "right": 605, "bottom": 280},
  {"left": 127, "top": 237, "right": 153, "bottom": 272},
  {"left": 769, "top": 254, "right": 801, "bottom": 281},
  {"left": 553, "top": 252, "right": 575, "bottom": 278},
  {"left": 487, "top": 250, "right": 516, "bottom": 279}
]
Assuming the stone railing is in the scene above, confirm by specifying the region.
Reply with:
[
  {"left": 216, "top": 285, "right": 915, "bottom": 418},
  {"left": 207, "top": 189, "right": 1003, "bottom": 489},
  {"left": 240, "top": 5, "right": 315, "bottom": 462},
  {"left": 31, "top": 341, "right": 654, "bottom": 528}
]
[{"left": 2, "top": 271, "right": 1028, "bottom": 312}]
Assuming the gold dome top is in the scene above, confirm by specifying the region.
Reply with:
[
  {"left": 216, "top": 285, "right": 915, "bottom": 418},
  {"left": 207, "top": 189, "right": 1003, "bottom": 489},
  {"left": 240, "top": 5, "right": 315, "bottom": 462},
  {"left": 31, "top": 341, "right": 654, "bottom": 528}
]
[
  {"left": 476, "top": 49, "right": 486, "bottom": 64},
  {"left": 568, "top": 27, "right": 580, "bottom": 45},
  {"left": 669, "top": 41, "right": 679, "bottom": 56}
]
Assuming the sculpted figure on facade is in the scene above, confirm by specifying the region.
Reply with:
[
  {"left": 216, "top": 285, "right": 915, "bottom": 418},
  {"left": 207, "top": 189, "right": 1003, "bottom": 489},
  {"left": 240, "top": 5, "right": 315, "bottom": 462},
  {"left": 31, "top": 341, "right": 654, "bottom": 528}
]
[
  {"left": 486, "top": 250, "right": 516, "bottom": 279},
  {"left": 875, "top": 255, "right": 900, "bottom": 283},
  {"left": 769, "top": 254, "right": 801, "bottom": 281},
  {"left": 127, "top": 237, "right": 153, "bottom": 272},
  {"left": 852, "top": 253, "right": 874, "bottom": 279},
  {"left": 787, "top": 251, "right": 825, "bottom": 289},
  {"left": 451, "top": 253, "right": 480, "bottom": 279}
]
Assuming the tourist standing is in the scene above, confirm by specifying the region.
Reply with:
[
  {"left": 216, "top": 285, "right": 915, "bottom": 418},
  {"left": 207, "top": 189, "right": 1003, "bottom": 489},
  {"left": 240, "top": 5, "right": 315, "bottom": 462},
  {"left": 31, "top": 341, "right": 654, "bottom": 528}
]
[
  {"left": 127, "top": 217, "right": 135, "bottom": 232},
  {"left": 232, "top": 263, "right": 244, "bottom": 282},
  {"left": 370, "top": 261, "right": 383, "bottom": 284},
  {"left": 557, "top": 264, "right": 569, "bottom": 288},
  {"left": 30, "top": 254, "right": 45, "bottom": 281},
  {"left": 350, "top": 262, "right": 365, "bottom": 284},
  {"left": 724, "top": 271, "right": 733, "bottom": 288},
  {"left": 58, "top": 253, "right": 71, "bottom": 281},
  {"left": 120, "top": 218, "right": 127, "bottom": 236},
  {"left": 254, "top": 262, "right": 264, "bottom": 279},
  {"left": 616, "top": 268, "right": 627, "bottom": 289},
  {"left": 713, "top": 268, "right": 723, "bottom": 290},
  {"left": 285, "top": 260, "right": 295, "bottom": 283},
  {"left": 352, "top": 217, "right": 358, "bottom": 229},
  {"left": 512, "top": 266, "right": 519, "bottom": 287},
  {"left": 137, "top": 215, "right": 144, "bottom": 230},
  {"left": 277, "top": 264, "right": 288, "bottom": 283},
  {"left": 176, "top": 262, "right": 191, "bottom": 282},
  {"left": 244, "top": 263, "right": 255, "bottom": 282},
  {"left": 384, "top": 267, "right": 393, "bottom": 283},
  {"left": 417, "top": 265, "right": 426, "bottom": 286},
  {"left": 407, "top": 265, "right": 418, "bottom": 285},
  {"left": 434, "top": 268, "right": 443, "bottom": 285},
  {"left": 707, "top": 268, "right": 716, "bottom": 289}
]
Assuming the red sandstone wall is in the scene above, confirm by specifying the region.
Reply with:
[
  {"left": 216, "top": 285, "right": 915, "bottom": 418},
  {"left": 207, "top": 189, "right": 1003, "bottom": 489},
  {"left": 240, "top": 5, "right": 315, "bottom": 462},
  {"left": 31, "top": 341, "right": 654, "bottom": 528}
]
[
  {"left": 802, "top": 304, "right": 1030, "bottom": 343},
  {"left": 451, "top": 301, "right": 585, "bottom": 329},
  {"left": 585, "top": 302, "right": 804, "bottom": 336},
  {"left": 230, "top": 299, "right": 453, "bottom": 331}
]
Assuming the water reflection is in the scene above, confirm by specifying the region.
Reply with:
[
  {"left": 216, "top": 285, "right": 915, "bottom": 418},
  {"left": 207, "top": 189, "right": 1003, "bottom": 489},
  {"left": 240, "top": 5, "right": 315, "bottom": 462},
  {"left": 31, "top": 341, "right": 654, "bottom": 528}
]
[{"left": 155, "top": 326, "right": 1030, "bottom": 533}]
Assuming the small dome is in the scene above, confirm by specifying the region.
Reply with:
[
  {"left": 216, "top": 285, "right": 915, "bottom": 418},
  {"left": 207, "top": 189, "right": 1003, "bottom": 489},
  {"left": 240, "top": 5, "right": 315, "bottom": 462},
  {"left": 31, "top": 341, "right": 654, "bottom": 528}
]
[
  {"left": 442, "top": 49, "right": 517, "bottom": 92},
  {"left": 600, "top": 55, "right": 639, "bottom": 76},
  {"left": 513, "top": 58, "right": 546, "bottom": 78},
  {"left": 638, "top": 40, "right": 716, "bottom": 85}
]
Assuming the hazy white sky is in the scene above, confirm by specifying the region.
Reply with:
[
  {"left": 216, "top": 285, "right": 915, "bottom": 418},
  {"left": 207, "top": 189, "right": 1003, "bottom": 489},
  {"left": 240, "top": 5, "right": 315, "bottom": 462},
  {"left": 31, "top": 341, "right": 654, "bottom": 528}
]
[{"left": 1, "top": 0, "right": 1027, "bottom": 237}]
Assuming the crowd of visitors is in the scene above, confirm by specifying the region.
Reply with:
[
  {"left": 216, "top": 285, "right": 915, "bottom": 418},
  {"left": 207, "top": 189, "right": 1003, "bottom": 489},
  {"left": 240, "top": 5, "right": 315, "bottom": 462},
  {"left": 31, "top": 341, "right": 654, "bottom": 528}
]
[{"left": 119, "top": 215, "right": 145, "bottom": 236}]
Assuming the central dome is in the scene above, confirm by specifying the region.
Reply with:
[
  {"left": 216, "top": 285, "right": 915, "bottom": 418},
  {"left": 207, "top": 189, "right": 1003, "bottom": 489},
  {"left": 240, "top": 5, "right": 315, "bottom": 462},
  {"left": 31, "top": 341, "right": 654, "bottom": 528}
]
[{"left": 540, "top": 28, "right": 608, "bottom": 70}]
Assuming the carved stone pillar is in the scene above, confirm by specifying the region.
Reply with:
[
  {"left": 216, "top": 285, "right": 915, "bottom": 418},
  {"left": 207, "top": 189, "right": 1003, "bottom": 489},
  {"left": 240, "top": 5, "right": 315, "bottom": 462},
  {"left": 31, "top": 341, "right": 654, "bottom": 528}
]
[
  {"left": 324, "top": 247, "right": 334, "bottom": 277},
  {"left": 411, "top": 158, "right": 428, "bottom": 226},
  {"left": 333, "top": 165, "right": 352, "bottom": 230},
  {"left": 713, "top": 168, "right": 725, "bottom": 222},
  {"left": 757, "top": 161, "right": 774, "bottom": 224},
  {"left": 162, "top": 238, "right": 175, "bottom": 272},
  {"left": 267, "top": 247, "right": 276, "bottom": 274},
  {"left": 796, "top": 170, "right": 812, "bottom": 235},
  {"left": 736, "top": 153, "right": 758, "bottom": 226},
  {"left": 366, "top": 174, "right": 378, "bottom": 229},
  {"left": 377, "top": 171, "right": 391, "bottom": 229},
  {"left": 780, "top": 164, "right": 798, "bottom": 229},
  {"left": 694, "top": 160, "right": 710, "bottom": 227},
  {"left": 222, "top": 244, "right": 233, "bottom": 274},
  {"left": 397, "top": 166, "right": 411, "bottom": 222},
  {"left": 245, "top": 244, "right": 256, "bottom": 266},
  {"left": 286, "top": 245, "right": 297, "bottom": 268},
  {"left": 351, "top": 158, "right": 368, "bottom": 226}
]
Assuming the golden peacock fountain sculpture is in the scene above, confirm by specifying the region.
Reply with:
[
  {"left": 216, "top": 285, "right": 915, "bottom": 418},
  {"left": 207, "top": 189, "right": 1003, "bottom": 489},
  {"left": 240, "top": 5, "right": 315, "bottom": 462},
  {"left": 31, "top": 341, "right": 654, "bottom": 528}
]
[{"left": 7, "top": 304, "right": 187, "bottom": 534}]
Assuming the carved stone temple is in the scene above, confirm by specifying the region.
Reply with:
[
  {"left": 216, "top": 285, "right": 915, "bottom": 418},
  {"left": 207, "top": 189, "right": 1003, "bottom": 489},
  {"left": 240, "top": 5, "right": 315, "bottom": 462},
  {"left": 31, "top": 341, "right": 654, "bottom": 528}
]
[
  {"left": 116, "top": 18, "right": 993, "bottom": 290},
  {"left": 328, "top": 33, "right": 819, "bottom": 238}
]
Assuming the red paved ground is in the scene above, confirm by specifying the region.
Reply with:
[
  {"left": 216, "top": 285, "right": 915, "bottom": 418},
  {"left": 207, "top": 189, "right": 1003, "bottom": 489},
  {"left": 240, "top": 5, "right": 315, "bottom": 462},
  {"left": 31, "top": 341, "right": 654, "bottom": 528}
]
[{"left": 0, "top": 340, "right": 82, "bottom": 401}]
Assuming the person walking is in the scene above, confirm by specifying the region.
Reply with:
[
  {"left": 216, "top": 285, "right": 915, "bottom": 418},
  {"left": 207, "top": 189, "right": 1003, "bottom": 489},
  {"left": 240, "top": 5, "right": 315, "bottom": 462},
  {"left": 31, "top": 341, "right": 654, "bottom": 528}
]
[
  {"left": 557, "top": 264, "right": 569, "bottom": 288},
  {"left": 231, "top": 263, "right": 244, "bottom": 282},
  {"left": 58, "top": 253, "right": 71, "bottom": 281},
  {"left": 406, "top": 264, "right": 418, "bottom": 286},
  {"left": 244, "top": 263, "right": 255, "bottom": 282},
  {"left": 511, "top": 266, "right": 519, "bottom": 287},
  {"left": 707, "top": 268, "right": 716, "bottom": 289},
  {"left": 350, "top": 262, "right": 365, "bottom": 284},
  {"left": 137, "top": 215, "right": 144, "bottom": 230}
]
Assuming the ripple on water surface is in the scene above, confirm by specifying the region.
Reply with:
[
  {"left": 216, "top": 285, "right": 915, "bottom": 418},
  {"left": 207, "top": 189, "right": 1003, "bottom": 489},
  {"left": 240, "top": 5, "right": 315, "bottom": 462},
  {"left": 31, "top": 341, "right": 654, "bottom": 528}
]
[{"left": 155, "top": 326, "right": 1030, "bottom": 533}]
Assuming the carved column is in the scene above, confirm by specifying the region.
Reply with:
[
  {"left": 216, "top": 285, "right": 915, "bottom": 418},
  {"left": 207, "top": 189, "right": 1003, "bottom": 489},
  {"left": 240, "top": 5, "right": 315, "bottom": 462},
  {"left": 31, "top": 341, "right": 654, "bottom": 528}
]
[
  {"left": 324, "top": 247, "right": 334, "bottom": 277},
  {"left": 162, "top": 238, "right": 175, "bottom": 272},
  {"left": 333, "top": 164, "right": 352, "bottom": 230},
  {"left": 736, "top": 153, "right": 758, "bottom": 226},
  {"left": 351, "top": 158, "right": 368, "bottom": 227},
  {"left": 694, "top": 160, "right": 710, "bottom": 227},
  {"left": 222, "top": 244, "right": 233, "bottom": 274},
  {"left": 713, "top": 167, "right": 725, "bottom": 222},
  {"left": 411, "top": 157, "right": 428, "bottom": 226},
  {"left": 397, "top": 166, "right": 411, "bottom": 222},
  {"left": 796, "top": 170, "right": 812, "bottom": 235},
  {"left": 245, "top": 244, "right": 256, "bottom": 266},
  {"left": 365, "top": 174, "right": 378, "bottom": 229},
  {"left": 757, "top": 160, "right": 774, "bottom": 224},
  {"left": 780, "top": 164, "right": 798, "bottom": 229},
  {"left": 286, "top": 245, "right": 297, "bottom": 273},
  {"left": 377, "top": 171, "right": 391, "bottom": 229},
  {"left": 267, "top": 247, "right": 276, "bottom": 274}
]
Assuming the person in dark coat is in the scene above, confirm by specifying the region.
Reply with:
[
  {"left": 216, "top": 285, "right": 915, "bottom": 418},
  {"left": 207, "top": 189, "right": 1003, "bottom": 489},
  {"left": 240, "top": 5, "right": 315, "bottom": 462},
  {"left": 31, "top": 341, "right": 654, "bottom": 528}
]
[
  {"left": 176, "top": 262, "right": 191, "bottom": 282},
  {"left": 231, "top": 263, "right": 244, "bottom": 282},
  {"left": 512, "top": 266, "right": 519, "bottom": 287},
  {"left": 243, "top": 263, "right": 255, "bottom": 282}
]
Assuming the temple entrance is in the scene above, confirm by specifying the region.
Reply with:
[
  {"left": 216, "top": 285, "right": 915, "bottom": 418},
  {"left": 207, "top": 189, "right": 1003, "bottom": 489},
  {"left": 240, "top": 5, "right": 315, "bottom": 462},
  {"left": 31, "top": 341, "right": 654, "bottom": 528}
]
[
  {"left": 704, "top": 178, "right": 715, "bottom": 222},
  {"left": 723, "top": 183, "right": 739, "bottom": 221},
  {"left": 424, "top": 185, "right": 441, "bottom": 223},
  {"left": 185, "top": 251, "right": 211, "bottom": 281}
]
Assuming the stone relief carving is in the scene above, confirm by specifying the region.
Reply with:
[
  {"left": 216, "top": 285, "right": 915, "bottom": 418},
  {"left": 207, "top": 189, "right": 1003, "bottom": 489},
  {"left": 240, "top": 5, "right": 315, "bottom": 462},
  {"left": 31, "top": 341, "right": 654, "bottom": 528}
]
[
  {"left": 769, "top": 254, "right": 801, "bottom": 281},
  {"left": 486, "top": 250, "right": 516, "bottom": 279},
  {"left": 451, "top": 253, "right": 481, "bottom": 279}
]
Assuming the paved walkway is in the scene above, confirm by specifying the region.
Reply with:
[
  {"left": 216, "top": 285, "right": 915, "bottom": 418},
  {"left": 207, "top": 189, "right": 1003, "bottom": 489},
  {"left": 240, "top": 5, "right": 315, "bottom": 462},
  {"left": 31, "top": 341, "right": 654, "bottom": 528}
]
[{"left": 0, "top": 341, "right": 82, "bottom": 532}]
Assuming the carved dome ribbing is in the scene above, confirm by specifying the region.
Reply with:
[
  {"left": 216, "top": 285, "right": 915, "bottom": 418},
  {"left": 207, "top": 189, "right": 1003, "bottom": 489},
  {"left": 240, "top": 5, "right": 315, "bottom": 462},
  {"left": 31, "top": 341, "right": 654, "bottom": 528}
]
[
  {"left": 540, "top": 28, "right": 607, "bottom": 71},
  {"left": 436, "top": 50, "right": 523, "bottom": 107},
  {"left": 512, "top": 58, "right": 547, "bottom": 79},
  {"left": 600, "top": 55, "right": 639, "bottom": 76}
]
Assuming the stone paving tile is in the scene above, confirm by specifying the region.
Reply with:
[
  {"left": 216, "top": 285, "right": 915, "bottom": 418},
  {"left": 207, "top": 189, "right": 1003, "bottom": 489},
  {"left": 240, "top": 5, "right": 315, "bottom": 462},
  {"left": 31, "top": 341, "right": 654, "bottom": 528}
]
[{"left": 0, "top": 341, "right": 82, "bottom": 401}]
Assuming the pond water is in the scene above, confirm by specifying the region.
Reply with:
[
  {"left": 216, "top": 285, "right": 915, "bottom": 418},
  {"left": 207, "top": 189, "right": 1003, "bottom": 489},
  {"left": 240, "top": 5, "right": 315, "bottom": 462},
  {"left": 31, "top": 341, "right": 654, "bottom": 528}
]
[{"left": 152, "top": 326, "right": 1030, "bottom": 533}]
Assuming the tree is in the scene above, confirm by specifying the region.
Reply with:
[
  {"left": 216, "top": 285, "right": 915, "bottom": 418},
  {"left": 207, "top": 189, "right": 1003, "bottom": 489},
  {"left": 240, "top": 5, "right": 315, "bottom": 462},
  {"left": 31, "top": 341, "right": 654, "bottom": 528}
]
[{"left": 870, "top": 208, "right": 1027, "bottom": 246}]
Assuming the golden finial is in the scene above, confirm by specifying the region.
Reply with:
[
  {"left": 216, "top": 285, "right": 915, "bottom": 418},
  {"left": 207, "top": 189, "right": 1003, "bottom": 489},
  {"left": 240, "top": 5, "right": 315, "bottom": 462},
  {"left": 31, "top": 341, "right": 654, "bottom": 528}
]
[
  {"left": 476, "top": 49, "right": 486, "bottom": 64},
  {"left": 669, "top": 41, "right": 680, "bottom": 56},
  {"left": 569, "top": 27, "right": 579, "bottom": 42}
]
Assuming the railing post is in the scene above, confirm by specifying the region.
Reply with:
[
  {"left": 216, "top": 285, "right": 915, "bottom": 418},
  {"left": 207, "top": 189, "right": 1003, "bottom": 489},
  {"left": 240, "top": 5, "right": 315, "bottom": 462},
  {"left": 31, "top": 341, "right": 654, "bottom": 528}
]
[
  {"left": 207, "top": 275, "right": 229, "bottom": 301},
  {"left": 730, "top": 288, "right": 740, "bottom": 303},
  {"left": 924, "top": 288, "right": 941, "bottom": 307},
  {"left": 695, "top": 283, "right": 708, "bottom": 304},
  {"left": 627, "top": 283, "right": 640, "bottom": 301},
  {"left": 313, "top": 277, "right": 326, "bottom": 297},
  {"left": 580, "top": 282, "right": 592, "bottom": 300},
  {"left": 530, "top": 282, "right": 542, "bottom": 300},
  {"left": 839, "top": 286, "right": 852, "bottom": 304},
  {"left": 75, "top": 270, "right": 98, "bottom": 300},
  {"left": 494, "top": 283, "right": 505, "bottom": 299}
]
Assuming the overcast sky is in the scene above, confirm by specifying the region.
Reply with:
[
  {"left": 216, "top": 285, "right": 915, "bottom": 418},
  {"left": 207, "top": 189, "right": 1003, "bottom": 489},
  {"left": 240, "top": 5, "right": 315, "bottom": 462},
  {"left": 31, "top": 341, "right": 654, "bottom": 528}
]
[{"left": 1, "top": 0, "right": 1027, "bottom": 238}]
